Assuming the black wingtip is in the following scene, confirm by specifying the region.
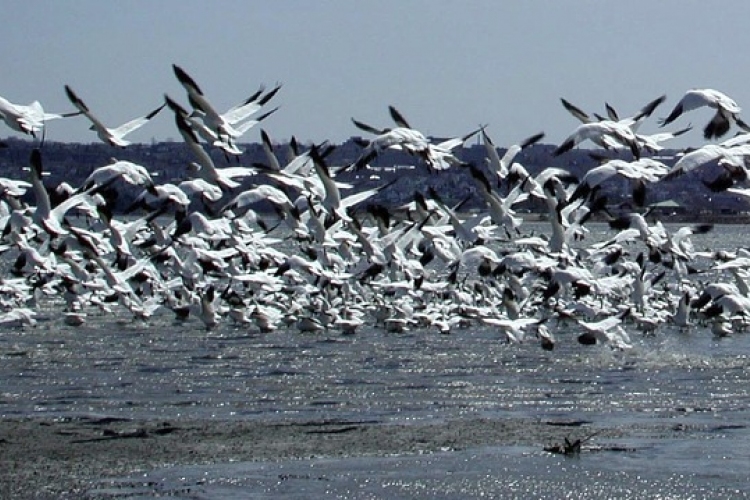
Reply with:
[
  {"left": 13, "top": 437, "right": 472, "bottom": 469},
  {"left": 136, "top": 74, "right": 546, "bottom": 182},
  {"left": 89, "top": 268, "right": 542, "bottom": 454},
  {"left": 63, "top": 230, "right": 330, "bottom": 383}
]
[
  {"left": 608, "top": 215, "right": 632, "bottom": 231},
  {"left": 702, "top": 172, "right": 734, "bottom": 192},
  {"left": 481, "top": 127, "right": 496, "bottom": 146},
  {"left": 260, "top": 128, "right": 273, "bottom": 147},
  {"left": 427, "top": 186, "right": 443, "bottom": 204},
  {"left": 64, "top": 85, "right": 88, "bottom": 112},
  {"left": 388, "top": 105, "right": 411, "bottom": 129},
  {"left": 704, "top": 111, "right": 731, "bottom": 140},
  {"left": 173, "top": 111, "right": 198, "bottom": 142},
  {"left": 736, "top": 117, "right": 750, "bottom": 133},
  {"left": 243, "top": 85, "right": 265, "bottom": 106},
  {"left": 255, "top": 106, "right": 279, "bottom": 123},
  {"left": 605, "top": 102, "right": 619, "bottom": 121},
  {"left": 560, "top": 97, "right": 590, "bottom": 122},
  {"left": 638, "top": 94, "right": 667, "bottom": 118},
  {"left": 552, "top": 139, "right": 574, "bottom": 157},
  {"left": 659, "top": 103, "right": 683, "bottom": 127},
  {"left": 351, "top": 118, "right": 383, "bottom": 135},
  {"left": 164, "top": 94, "right": 188, "bottom": 115},
  {"left": 258, "top": 83, "right": 282, "bottom": 106},
  {"left": 144, "top": 102, "right": 167, "bottom": 120},
  {"left": 172, "top": 64, "right": 203, "bottom": 95},
  {"left": 521, "top": 131, "right": 545, "bottom": 149}
]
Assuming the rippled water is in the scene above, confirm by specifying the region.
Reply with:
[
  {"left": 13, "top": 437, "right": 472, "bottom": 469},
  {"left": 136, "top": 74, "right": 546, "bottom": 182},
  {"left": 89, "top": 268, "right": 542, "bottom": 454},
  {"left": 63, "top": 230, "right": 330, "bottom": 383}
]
[
  {"left": 6, "top": 300, "right": 750, "bottom": 427},
  {"left": 90, "top": 444, "right": 750, "bottom": 499},
  {"left": 3, "top": 223, "right": 750, "bottom": 497}
]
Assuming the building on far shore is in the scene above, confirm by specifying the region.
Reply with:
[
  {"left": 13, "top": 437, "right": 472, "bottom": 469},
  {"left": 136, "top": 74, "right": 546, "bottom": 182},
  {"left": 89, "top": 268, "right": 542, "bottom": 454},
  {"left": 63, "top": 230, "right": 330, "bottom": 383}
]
[{"left": 649, "top": 199, "right": 685, "bottom": 217}]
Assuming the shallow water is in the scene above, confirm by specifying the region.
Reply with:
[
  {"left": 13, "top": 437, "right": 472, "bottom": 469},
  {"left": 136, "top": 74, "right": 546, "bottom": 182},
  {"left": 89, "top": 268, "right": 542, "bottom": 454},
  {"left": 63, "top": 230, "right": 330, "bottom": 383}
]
[
  {"left": 3, "top": 223, "right": 750, "bottom": 497},
  {"left": 90, "top": 443, "right": 750, "bottom": 499},
  {"left": 5, "top": 309, "right": 750, "bottom": 427}
]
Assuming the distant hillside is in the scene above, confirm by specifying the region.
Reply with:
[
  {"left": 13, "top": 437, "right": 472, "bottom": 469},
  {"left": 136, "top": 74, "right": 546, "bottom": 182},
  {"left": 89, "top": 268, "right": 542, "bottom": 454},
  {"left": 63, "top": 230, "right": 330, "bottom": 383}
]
[{"left": 0, "top": 137, "right": 741, "bottom": 215}]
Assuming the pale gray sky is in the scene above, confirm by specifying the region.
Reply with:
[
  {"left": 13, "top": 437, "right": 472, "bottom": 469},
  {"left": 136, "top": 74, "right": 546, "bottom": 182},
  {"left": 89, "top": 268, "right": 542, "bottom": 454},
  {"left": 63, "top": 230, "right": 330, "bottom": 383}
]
[{"left": 3, "top": 1, "right": 750, "bottom": 149}]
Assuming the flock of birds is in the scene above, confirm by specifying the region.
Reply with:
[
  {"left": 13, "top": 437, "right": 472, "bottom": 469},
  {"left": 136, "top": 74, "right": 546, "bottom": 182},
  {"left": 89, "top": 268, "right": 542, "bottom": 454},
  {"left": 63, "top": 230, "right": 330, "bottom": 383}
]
[{"left": 1, "top": 65, "right": 750, "bottom": 351}]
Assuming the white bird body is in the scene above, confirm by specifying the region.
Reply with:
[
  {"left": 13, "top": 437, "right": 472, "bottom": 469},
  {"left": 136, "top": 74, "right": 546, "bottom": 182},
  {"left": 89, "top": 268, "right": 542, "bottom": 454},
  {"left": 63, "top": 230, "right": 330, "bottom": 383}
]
[
  {"left": 672, "top": 292, "right": 692, "bottom": 328},
  {"left": 576, "top": 309, "right": 632, "bottom": 349},
  {"left": 350, "top": 106, "right": 476, "bottom": 171},
  {"left": 570, "top": 157, "right": 669, "bottom": 205},
  {"left": 482, "top": 316, "right": 542, "bottom": 343},
  {"left": 0, "top": 96, "right": 78, "bottom": 137},
  {"left": 554, "top": 120, "right": 641, "bottom": 157},
  {"left": 65, "top": 85, "right": 164, "bottom": 147},
  {"left": 471, "top": 171, "right": 524, "bottom": 233},
  {"left": 664, "top": 143, "right": 750, "bottom": 179},
  {"left": 172, "top": 64, "right": 280, "bottom": 141},
  {"left": 560, "top": 94, "right": 665, "bottom": 131},
  {"left": 83, "top": 159, "right": 153, "bottom": 190},
  {"left": 660, "top": 88, "right": 750, "bottom": 139},
  {"left": 483, "top": 130, "right": 545, "bottom": 182}
]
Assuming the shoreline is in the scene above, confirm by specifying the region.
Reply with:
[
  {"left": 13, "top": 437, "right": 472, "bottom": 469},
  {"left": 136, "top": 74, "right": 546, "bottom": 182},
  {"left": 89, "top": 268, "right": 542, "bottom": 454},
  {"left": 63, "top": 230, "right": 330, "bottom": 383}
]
[{"left": 0, "top": 414, "right": 696, "bottom": 499}]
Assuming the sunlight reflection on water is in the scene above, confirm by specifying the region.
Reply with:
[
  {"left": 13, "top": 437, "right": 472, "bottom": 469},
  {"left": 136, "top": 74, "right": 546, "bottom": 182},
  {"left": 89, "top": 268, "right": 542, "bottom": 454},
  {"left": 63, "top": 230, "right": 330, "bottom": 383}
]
[{"left": 3, "top": 224, "right": 750, "bottom": 497}]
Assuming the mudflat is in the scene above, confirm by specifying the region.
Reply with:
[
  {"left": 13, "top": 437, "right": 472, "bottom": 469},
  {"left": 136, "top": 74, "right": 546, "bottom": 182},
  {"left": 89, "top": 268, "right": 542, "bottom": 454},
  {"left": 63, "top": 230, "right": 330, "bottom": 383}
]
[{"left": 1, "top": 415, "right": 628, "bottom": 499}]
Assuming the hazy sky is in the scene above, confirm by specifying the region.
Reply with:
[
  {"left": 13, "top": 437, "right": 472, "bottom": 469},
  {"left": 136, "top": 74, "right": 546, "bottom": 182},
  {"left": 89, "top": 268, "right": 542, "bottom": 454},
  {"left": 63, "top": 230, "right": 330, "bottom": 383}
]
[{"left": 3, "top": 1, "right": 750, "bottom": 150}]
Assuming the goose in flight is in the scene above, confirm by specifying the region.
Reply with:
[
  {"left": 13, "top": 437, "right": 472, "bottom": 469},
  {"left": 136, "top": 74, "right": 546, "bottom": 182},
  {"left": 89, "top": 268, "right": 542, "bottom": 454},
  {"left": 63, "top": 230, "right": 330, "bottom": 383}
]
[
  {"left": 482, "top": 128, "right": 544, "bottom": 182},
  {"left": 659, "top": 88, "right": 750, "bottom": 139},
  {"left": 27, "top": 149, "right": 105, "bottom": 236},
  {"left": 172, "top": 64, "right": 281, "bottom": 141},
  {"left": 561, "top": 94, "right": 665, "bottom": 132},
  {"left": 467, "top": 163, "right": 524, "bottom": 234},
  {"left": 559, "top": 95, "right": 676, "bottom": 154},
  {"left": 0, "top": 95, "right": 80, "bottom": 138},
  {"left": 575, "top": 308, "right": 632, "bottom": 349},
  {"left": 164, "top": 93, "right": 276, "bottom": 156},
  {"left": 661, "top": 142, "right": 750, "bottom": 182},
  {"left": 349, "top": 105, "right": 477, "bottom": 171},
  {"left": 64, "top": 85, "right": 165, "bottom": 147},
  {"left": 569, "top": 156, "right": 669, "bottom": 207},
  {"left": 166, "top": 96, "right": 257, "bottom": 190},
  {"left": 553, "top": 120, "right": 641, "bottom": 158}
]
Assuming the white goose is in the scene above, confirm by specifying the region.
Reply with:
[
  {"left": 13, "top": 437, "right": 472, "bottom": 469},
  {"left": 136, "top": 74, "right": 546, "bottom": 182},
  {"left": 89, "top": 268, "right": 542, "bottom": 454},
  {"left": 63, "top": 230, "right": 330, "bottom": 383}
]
[
  {"left": 560, "top": 94, "right": 665, "bottom": 132},
  {"left": 27, "top": 149, "right": 104, "bottom": 236},
  {"left": 482, "top": 129, "right": 545, "bottom": 182},
  {"left": 64, "top": 85, "right": 165, "bottom": 147},
  {"left": 553, "top": 120, "right": 641, "bottom": 158},
  {"left": 350, "top": 106, "right": 475, "bottom": 171},
  {"left": 0, "top": 94, "right": 80, "bottom": 137},
  {"left": 575, "top": 308, "right": 632, "bottom": 349},
  {"left": 660, "top": 88, "right": 750, "bottom": 139},
  {"left": 168, "top": 99, "right": 256, "bottom": 190},
  {"left": 172, "top": 64, "right": 280, "bottom": 140}
]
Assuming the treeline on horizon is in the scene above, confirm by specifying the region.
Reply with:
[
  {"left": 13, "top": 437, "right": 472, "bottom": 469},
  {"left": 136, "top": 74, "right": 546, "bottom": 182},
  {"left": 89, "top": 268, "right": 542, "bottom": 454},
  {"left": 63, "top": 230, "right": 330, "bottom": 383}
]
[{"left": 0, "top": 136, "right": 739, "bottom": 216}]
